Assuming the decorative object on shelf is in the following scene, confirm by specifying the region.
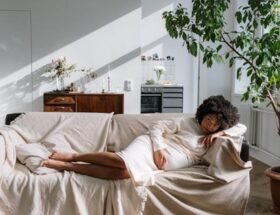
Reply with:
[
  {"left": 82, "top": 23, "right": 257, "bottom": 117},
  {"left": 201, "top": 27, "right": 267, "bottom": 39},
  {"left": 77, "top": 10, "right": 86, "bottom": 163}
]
[
  {"left": 85, "top": 68, "right": 98, "bottom": 79},
  {"left": 65, "top": 82, "right": 80, "bottom": 93},
  {"left": 46, "top": 56, "right": 97, "bottom": 92},
  {"left": 102, "top": 78, "right": 106, "bottom": 93},
  {"left": 154, "top": 65, "right": 166, "bottom": 83},
  {"left": 145, "top": 79, "right": 156, "bottom": 85},
  {"left": 107, "top": 70, "right": 111, "bottom": 92},
  {"left": 141, "top": 54, "right": 175, "bottom": 62}
]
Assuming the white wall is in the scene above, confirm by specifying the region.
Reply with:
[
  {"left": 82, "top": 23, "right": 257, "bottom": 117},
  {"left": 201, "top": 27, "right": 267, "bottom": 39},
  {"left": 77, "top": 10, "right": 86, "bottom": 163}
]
[{"left": 0, "top": 0, "right": 142, "bottom": 118}]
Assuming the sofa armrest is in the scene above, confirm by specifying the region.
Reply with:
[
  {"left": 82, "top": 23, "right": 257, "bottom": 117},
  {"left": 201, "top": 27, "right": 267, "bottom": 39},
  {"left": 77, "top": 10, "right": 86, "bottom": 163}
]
[
  {"left": 240, "top": 139, "right": 249, "bottom": 162},
  {"left": 203, "top": 137, "right": 252, "bottom": 182},
  {"left": 5, "top": 113, "right": 24, "bottom": 125}
]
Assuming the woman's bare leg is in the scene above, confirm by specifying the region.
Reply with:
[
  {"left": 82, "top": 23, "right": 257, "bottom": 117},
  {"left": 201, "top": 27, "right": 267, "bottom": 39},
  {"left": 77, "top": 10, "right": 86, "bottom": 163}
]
[
  {"left": 41, "top": 159, "right": 130, "bottom": 180},
  {"left": 50, "top": 151, "right": 125, "bottom": 169}
]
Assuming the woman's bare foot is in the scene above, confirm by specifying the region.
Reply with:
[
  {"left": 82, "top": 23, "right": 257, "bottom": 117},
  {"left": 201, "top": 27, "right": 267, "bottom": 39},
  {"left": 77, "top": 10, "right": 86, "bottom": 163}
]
[
  {"left": 41, "top": 159, "right": 69, "bottom": 171},
  {"left": 49, "top": 151, "right": 76, "bottom": 162}
]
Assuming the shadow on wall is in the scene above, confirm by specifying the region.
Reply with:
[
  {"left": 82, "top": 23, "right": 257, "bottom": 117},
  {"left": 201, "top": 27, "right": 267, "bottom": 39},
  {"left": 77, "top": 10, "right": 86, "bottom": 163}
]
[{"left": 0, "top": 64, "right": 48, "bottom": 124}]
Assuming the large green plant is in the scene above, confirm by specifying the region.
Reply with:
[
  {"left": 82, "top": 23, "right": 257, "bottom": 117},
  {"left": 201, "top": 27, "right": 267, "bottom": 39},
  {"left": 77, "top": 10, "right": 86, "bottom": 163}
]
[{"left": 163, "top": 0, "right": 280, "bottom": 134}]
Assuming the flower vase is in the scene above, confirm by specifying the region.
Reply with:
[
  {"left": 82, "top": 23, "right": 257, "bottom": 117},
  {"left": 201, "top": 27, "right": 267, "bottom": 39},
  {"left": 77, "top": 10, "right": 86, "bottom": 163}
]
[
  {"left": 56, "top": 77, "right": 65, "bottom": 91},
  {"left": 156, "top": 70, "right": 164, "bottom": 84}
]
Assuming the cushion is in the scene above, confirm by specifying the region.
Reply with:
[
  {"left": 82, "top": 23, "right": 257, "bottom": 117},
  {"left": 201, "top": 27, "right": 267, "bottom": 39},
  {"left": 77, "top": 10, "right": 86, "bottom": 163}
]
[{"left": 16, "top": 143, "right": 58, "bottom": 174}]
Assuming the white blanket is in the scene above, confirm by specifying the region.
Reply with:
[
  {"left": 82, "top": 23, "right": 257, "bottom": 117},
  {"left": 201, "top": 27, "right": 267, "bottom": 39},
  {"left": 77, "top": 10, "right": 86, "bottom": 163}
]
[
  {"left": 142, "top": 137, "right": 252, "bottom": 215},
  {"left": 0, "top": 164, "right": 146, "bottom": 215},
  {"left": 204, "top": 136, "right": 252, "bottom": 182}
]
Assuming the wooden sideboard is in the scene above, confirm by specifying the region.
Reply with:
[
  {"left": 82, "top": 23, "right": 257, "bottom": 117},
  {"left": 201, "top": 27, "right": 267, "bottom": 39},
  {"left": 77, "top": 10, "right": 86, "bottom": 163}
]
[{"left": 44, "top": 92, "right": 124, "bottom": 114}]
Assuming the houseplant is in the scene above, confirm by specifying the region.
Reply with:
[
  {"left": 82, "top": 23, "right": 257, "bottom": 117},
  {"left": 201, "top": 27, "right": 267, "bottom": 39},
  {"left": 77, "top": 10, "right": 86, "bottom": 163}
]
[
  {"left": 47, "top": 57, "right": 76, "bottom": 91},
  {"left": 163, "top": 0, "right": 280, "bottom": 211}
]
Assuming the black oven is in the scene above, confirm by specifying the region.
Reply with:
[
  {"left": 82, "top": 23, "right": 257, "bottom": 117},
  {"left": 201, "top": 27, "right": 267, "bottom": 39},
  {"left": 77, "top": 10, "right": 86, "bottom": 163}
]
[
  {"left": 141, "top": 85, "right": 184, "bottom": 113},
  {"left": 141, "top": 86, "right": 163, "bottom": 113}
]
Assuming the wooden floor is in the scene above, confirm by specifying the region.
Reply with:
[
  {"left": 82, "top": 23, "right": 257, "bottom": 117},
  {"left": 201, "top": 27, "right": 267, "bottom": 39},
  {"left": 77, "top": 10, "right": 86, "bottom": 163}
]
[{"left": 246, "top": 157, "right": 279, "bottom": 215}]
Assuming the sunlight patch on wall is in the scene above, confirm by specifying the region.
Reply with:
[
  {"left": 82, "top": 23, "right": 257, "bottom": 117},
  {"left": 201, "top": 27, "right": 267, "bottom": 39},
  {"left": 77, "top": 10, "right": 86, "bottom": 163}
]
[{"left": 141, "top": 4, "right": 174, "bottom": 48}]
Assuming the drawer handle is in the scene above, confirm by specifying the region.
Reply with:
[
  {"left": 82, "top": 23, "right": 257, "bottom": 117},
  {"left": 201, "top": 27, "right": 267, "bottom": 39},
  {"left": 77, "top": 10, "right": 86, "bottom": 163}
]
[
  {"left": 54, "top": 98, "right": 65, "bottom": 102},
  {"left": 54, "top": 106, "right": 66, "bottom": 111}
]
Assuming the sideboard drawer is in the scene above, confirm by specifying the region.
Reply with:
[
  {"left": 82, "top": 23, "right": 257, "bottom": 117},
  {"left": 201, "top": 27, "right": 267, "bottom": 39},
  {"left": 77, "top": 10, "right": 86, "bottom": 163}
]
[
  {"left": 44, "top": 95, "right": 76, "bottom": 105},
  {"left": 44, "top": 105, "right": 76, "bottom": 112}
]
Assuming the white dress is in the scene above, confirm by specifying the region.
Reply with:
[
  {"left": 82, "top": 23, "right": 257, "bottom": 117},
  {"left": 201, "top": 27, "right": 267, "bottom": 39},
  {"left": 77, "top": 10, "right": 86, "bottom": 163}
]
[{"left": 116, "top": 116, "right": 247, "bottom": 186}]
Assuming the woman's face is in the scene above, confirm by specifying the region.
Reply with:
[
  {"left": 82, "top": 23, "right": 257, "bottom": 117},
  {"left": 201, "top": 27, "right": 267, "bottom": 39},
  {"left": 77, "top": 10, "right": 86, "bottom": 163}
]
[{"left": 200, "top": 114, "right": 220, "bottom": 135}]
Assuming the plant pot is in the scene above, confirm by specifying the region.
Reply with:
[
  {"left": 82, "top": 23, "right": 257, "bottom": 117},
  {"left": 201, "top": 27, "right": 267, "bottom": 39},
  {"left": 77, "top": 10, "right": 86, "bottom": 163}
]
[{"left": 265, "top": 166, "right": 280, "bottom": 213}]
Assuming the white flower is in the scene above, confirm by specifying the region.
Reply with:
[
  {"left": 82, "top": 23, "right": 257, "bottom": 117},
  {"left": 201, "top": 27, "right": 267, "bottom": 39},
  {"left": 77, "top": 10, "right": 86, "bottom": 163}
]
[
  {"left": 46, "top": 57, "right": 96, "bottom": 80},
  {"left": 46, "top": 56, "right": 76, "bottom": 79},
  {"left": 154, "top": 65, "right": 166, "bottom": 73}
]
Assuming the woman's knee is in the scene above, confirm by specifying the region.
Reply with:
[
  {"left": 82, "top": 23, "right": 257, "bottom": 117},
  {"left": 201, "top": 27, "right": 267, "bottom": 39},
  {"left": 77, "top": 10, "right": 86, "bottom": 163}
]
[
  {"left": 111, "top": 169, "right": 130, "bottom": 179},
  {"left": 113, "top": 153, "right": 126, "bottom": 169}
]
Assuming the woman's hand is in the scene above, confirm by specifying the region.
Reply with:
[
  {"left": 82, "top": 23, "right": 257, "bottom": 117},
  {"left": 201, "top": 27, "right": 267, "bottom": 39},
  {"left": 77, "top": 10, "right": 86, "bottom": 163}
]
[
  {"left": 199, "top": 131, "right": 225, "bottom": 148},
  {"left": 153, "top": 149, "right": 167, "bottom": 170}
]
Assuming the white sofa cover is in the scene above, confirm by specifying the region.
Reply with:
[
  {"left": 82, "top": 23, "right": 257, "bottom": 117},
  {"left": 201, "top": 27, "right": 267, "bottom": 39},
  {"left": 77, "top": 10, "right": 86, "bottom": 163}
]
[{"left": 0, "top": 112, "right": 252, "bottom": 215}]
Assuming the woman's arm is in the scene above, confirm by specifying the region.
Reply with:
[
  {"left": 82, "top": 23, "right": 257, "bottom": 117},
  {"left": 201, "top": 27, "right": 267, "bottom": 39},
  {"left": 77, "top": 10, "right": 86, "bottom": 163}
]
[
  {"left": 153, "top": 149, "right": 168, "bottom": 170},
  {"left": 223, "top": 123, "right": 247, "bottom": 137},
  {"left": 200, "top": 123, "right": 247, "bottom": 147},
  {"left": 149, "top": 117, "right": 182, "bottom": 151},
  {"left": 149, "top": 117, "right": 184, "bottom": 170}
]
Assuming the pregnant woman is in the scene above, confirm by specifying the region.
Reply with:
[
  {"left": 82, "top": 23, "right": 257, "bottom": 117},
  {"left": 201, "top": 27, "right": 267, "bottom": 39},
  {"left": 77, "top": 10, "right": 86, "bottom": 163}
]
[{"left": 42, "top": 95, "right": 246, "bottom": 186}]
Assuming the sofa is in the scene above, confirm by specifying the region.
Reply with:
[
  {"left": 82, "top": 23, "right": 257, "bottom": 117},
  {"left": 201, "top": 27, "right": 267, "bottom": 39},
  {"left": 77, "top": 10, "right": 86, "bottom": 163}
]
[{"left": 0, "top": 112, "right": 252, "bottom": 215}]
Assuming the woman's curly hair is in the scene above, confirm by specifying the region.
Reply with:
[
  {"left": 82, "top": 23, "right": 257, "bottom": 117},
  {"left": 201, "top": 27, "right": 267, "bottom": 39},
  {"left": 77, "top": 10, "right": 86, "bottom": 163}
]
[{"left": 195, "top": 95, "right": 240, "bottom": 130}]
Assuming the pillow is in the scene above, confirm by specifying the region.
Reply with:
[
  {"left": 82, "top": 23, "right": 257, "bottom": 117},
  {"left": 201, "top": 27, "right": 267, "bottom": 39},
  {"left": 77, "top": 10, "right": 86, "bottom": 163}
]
[{"left": 16, "top": 143, "right": 58, "bottom": 174}]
